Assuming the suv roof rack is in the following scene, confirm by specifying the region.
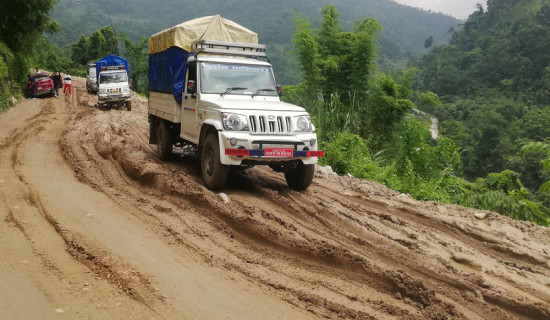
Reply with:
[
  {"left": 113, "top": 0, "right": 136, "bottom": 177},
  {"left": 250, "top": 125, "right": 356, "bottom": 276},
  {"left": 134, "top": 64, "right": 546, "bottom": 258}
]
[{"left": 191, "top": 40, "right": 269, "bottom": 62}]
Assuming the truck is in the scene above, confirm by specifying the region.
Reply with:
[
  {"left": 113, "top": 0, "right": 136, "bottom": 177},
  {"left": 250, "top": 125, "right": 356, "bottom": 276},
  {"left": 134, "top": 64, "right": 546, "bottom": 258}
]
[
  {"left": 86, "top": 62, "right": 98, "bottom": 94},
  {"left": 147, "top": 15, "right": 323, "bottom": 190},
  {"left": 96, "top": 54, "right": 131, "bottom": 110}
]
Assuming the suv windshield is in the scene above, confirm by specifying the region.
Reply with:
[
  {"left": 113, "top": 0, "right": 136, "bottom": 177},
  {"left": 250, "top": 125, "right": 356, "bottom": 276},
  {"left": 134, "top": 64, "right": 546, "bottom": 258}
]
[
  {"left": 88, "top": 68, "right": 96, "bottom": 79},
  {"left": 99, "top": 71, "right": 127, "bottom": 84},
  {"left": 200, "top": 62, "right": 277, "bottom": 96}
]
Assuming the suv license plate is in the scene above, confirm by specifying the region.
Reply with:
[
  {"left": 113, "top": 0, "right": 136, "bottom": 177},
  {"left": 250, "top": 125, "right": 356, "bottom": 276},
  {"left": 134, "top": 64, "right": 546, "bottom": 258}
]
[{"left": 264, "top": 148, "right": 293, "bottom": 157}]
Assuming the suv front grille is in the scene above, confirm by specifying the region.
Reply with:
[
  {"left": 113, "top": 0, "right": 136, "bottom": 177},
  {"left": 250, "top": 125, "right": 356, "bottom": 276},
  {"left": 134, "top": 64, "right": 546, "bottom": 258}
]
[{"left": 249, "top": 115, "right": 291, "bottom": 134}]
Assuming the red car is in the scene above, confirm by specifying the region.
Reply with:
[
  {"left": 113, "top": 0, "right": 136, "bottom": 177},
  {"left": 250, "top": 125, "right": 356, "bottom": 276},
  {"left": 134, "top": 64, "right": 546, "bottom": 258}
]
[{"left": 27, "top": 73, "right": 55, "bottom": 98}]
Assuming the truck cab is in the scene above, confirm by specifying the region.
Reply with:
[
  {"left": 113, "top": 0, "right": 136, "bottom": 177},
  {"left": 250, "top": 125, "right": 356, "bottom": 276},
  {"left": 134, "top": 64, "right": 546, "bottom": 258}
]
[
  {"left": 148, "top": 40, "right": 322, "bottom": 190},
  {"left": 86, "top": 63, "right": 98, "bottom": 94},
  {"left": 97, "top": 66, "right": 132, "bottom": 110}
]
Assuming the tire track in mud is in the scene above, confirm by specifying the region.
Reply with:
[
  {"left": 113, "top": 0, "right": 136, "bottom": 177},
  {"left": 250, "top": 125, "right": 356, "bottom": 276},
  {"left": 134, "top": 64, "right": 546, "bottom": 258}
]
[
  {"left": 59, "top": 95, "right": 430, "bottom": 318},
  {"left": 52, "top": 87, "right": 550, "bottom": 319},
  {"left": 228, "top": 185, "right": 493, "bottom": 319},
  {"left": 0, "top": 95, "right": 158, "bottom": 318}
]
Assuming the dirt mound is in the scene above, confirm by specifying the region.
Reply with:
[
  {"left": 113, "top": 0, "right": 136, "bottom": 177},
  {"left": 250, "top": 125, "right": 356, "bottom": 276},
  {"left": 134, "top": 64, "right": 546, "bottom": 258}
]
[{"left": 1, "top": 78, "right": 549, "bottom": 319}]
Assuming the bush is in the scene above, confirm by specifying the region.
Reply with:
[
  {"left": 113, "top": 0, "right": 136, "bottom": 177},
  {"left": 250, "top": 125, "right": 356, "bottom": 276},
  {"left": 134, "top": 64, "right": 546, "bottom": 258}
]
[
  {"left": 321, "top": 130, "right": 373, "bottom": 175},
  {"left": 0, "top": 41, "right": 15, "bottom": 112}
]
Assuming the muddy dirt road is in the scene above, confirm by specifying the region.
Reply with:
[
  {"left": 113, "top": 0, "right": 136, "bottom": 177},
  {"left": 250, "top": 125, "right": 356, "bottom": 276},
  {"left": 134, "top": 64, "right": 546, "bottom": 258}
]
[{"left": 1, "top": 78, "right": 549, "bottom": 319}]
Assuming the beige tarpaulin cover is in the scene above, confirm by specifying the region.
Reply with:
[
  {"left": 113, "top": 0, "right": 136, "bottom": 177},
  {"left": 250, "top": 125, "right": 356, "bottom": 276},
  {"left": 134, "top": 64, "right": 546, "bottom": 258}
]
[{"left": 149, "top": 15, "right": 258, "bottom": 54}]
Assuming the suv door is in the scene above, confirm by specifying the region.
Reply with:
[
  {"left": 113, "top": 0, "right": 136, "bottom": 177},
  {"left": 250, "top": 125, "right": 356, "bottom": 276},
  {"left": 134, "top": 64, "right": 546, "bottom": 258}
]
[{"left": 181, "top": 62, "right": 198, "bottom": 141}]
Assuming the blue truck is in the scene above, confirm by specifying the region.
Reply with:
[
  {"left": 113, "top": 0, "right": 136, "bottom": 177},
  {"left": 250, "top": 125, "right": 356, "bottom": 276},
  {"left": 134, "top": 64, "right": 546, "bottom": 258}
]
[{"left": 96, "top": 54, "right": 131, "bottom": 110}]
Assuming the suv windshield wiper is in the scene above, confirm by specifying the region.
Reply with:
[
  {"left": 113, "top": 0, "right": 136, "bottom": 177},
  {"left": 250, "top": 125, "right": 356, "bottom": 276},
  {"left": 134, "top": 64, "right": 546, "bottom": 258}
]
[
  {"left": 220, "top": 87, "right": 247, "bottom": 97},
  {"left": 251, "top": 88, "right": 276, "bottom": 97}
]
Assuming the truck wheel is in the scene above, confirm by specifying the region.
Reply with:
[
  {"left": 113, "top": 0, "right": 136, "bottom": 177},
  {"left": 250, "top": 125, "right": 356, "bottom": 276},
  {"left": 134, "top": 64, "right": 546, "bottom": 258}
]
[
  {"left": 201, "top": 133, "right": 229, "bottom": 190},
  {"left": 284, "top": 163, "right": 315, "bottom": 191},
  {"left": 126, "top": 100, "right": 132, "bottom": 111},
  {"left": 157, "top": 121, "right": 173, "bottom": 161}
]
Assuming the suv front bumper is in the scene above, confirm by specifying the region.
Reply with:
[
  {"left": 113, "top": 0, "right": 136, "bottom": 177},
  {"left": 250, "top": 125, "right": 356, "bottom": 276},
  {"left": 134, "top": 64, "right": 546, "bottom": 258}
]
[
  {"left": 98, "top": 94, "right": 131, "bottom": 103},
  {"left": 218, "top": 131, "right": 322, "bottom": 165}
]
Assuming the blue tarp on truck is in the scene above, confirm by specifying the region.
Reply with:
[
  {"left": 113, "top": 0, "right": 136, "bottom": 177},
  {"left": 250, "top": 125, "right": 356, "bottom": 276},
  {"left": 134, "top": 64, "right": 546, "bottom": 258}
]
[
  {"left": 95, "top": 54, "right": 129, "bottom": 79},
  {"left": 148, "top": 15, "right": 258, "bottom": 103},
  {"left": 148, "top": 47, "right": 188, "bottom": 103}
]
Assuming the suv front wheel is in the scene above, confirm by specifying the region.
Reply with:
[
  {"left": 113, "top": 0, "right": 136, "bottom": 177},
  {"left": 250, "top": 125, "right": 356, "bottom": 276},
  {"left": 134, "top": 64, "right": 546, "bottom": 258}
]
[
  {"left": 201, "top": 133, "right": 229, "bottom": 190},
  {"left": 284, "top": 162, "right": 314, "bottom": 191}
]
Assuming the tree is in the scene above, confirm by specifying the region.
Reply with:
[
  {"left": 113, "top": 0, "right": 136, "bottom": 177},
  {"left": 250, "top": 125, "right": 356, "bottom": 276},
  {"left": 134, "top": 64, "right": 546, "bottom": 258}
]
[
  {"left": 0, "top": 0, "right": 59, "bottom": 86},
  {"left": 417, "top": 91, "right": 442, "bottom": 114},
  {"left": 365, "top": 73, "right": 413, "bottom": 141},
  {"left": 0, "top": 0, "right": 58, "bottom": 53},
  {"left": 350, "top": 18, "right": 381, "bottom": 96},
  {"left": 0, "top": 42, "right": 14, "bottom": 111},
  {"left": 522, "top": 141, "right": 550, "bottom": 193},
  {"left": 120, "top": 33, "right": 148, "bottom": 94},
  {"left": 88, "top": 30, "right": 107, "bottom": 61},
  {"left": 424, "top": 35, "right": 433, "bottom": 48},
  {"left": 317, "top": 6, "right": 343, "bottom": 56},
  {"left": 292, "top": 12, "right": 320, "bottom": 107},
  {"left": 99, "top": 26, "right": 118, "bottom": 55},
  {"left": 71, "top": 35, "right": 90, "bottom": 65}
]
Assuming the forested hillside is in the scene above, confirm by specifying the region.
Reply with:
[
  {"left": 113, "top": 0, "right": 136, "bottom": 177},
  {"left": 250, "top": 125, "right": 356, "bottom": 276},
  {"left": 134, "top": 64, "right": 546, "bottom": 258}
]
[
  {"left": 405, "top": 0, "right": 550, "bottom": 223},
  {"left": 49, "top": 0, "right": 460, "bottom": 84},
  {"left": 283, "top": 4, "right": 550, "bottom": 226},
  {"left": 414, "top": 0, "right": 550, "bottom": 186}
]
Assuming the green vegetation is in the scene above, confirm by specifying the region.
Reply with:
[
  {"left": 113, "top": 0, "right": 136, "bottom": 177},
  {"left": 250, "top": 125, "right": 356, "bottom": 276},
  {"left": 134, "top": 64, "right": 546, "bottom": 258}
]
[
  {"left": 0, "top": 42, "right": 14, "bottom": 111},
  {"left": 284, "top": 5, "right": 550, "bottom": 226},
  {"left": 67, "top": 27, "right": 148, "bottom": 92},
  {"left": 0, "top": 0, "right": 59, "bottom": 108},
  {"left": 409, "top": 0, "right": 550, "bottom": 224},
  {"left": 48, "top": 0, "right": 460, "bottom": 85}
]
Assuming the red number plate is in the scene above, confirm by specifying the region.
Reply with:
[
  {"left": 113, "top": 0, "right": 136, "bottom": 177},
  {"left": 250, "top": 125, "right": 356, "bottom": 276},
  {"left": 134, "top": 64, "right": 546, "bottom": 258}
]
[{"left": 264, "top": 148, "right": 293, "bottom": 157}]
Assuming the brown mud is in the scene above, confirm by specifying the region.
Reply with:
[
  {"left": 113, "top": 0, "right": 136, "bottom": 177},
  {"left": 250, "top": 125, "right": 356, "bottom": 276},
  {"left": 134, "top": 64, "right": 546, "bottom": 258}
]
[{"left": 0, "top": 77, "right": 549, "bottom": 319}]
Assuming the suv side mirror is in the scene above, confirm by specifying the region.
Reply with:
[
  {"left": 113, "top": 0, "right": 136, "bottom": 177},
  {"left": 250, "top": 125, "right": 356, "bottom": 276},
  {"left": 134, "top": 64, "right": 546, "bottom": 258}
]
[{"left": 187, "top": 80, "right": 196, "bottom": 94}]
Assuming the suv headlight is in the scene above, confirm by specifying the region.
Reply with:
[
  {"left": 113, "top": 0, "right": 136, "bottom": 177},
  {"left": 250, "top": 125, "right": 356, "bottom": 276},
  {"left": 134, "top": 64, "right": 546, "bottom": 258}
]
[
  {"left": 98, "top": 88, "right": 107, "bottom": 95},
  {"left": 222, "top": 113, "right": 249, "bottom": 131},
  {"left": 295, "top": 115, "right": 312, "bottom": 132}
]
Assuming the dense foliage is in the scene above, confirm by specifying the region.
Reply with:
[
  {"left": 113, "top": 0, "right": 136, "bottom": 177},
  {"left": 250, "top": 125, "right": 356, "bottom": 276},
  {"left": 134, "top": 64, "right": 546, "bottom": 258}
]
[
  {"left": 0, "top": 0, "right": 59, "bottom": 103},
  {"left": 408, "top": 0, "right": 550, "bottom": 224},
  {"left": 0, "top": 42, "right": 14, "bottom": 111},
  {"left": 284, "top": 5, "right": 550, "bottom": 226},
  {"left": 67, "top": 27, "right": 149, "bottom": 93}
]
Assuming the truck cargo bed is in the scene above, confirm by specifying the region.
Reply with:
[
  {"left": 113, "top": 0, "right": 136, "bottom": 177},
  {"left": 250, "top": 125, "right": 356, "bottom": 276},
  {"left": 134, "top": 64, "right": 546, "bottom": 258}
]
[{"left": 148, "top": 91, "right": 181, "bottom": 123}]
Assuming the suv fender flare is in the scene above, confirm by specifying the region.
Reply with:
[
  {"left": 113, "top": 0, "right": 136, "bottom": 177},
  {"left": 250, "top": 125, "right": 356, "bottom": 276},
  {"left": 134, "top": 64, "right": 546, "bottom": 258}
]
[{"left": 199, "top": 120, "right": 222, "bottom": 148}]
